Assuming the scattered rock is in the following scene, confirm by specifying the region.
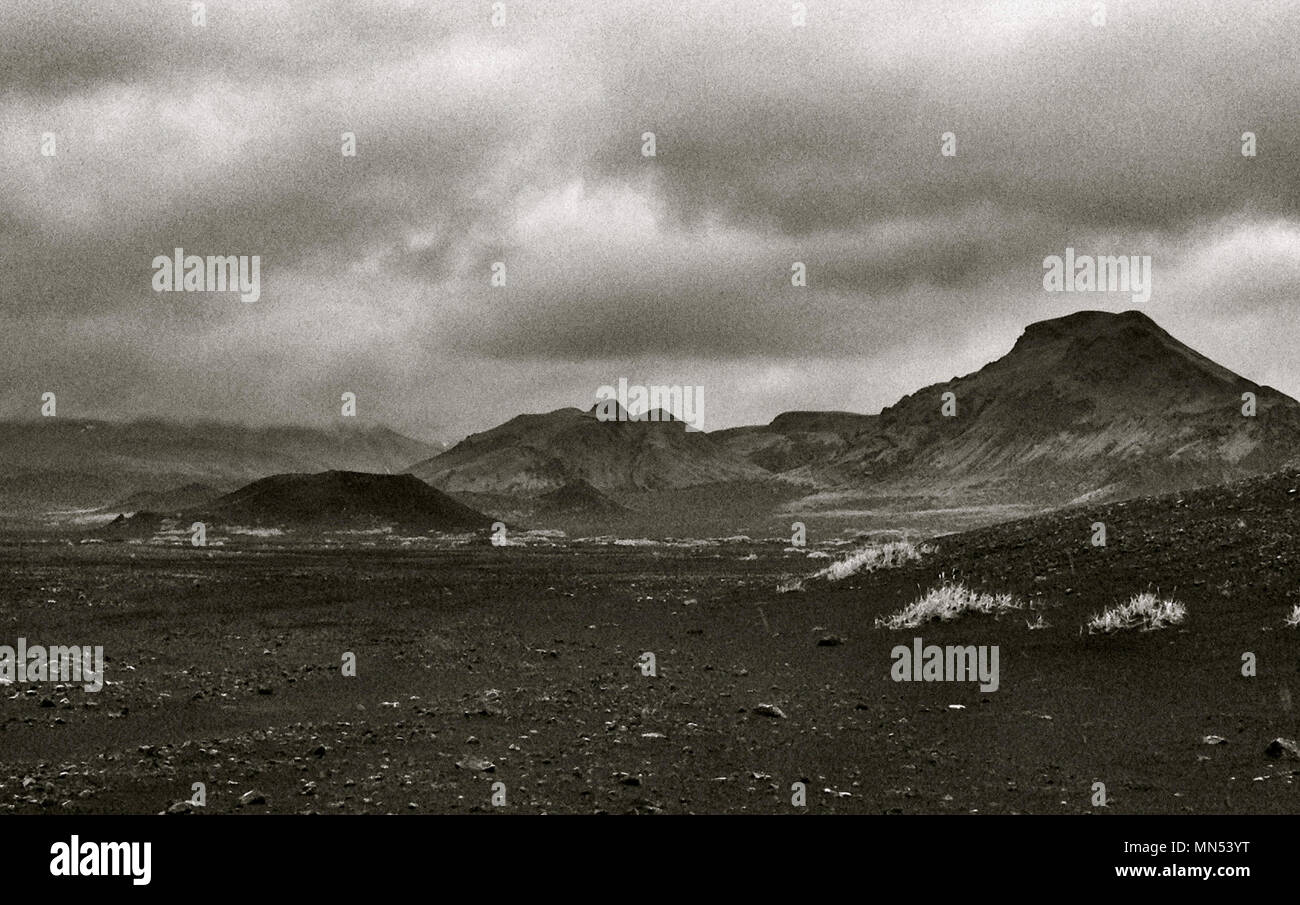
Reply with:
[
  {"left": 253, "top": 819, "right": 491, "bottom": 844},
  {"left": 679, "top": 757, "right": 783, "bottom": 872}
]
[
  {"left": 753, "top": 703, "right": 788, "bottom": 719},
  {"left": 456, "top": 757, "right": 496, "bottom": 773},
  {"left": 1264, "top": 738, "right": 1300, "bottom": 759},
  {"left": 238, "top": 790, "right": 267, "bottom": 807}
]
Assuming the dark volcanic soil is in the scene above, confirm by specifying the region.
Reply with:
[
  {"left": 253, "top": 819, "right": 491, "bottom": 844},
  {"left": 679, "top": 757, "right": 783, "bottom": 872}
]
[{"left": 1, "top": 471, "right": 1298, "bottom": 814}]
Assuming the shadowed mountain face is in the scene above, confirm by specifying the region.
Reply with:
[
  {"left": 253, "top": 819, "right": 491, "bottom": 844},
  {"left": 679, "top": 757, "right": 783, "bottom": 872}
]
[
  {"left": 535, "top": 479, "right": 628, "bottom": 517},
  {"left": 0, "top": 420, "right": 439, "bottom": 516},
  {"left": 409, "top": 406, "right": 767, "bottom": 494},
  {"left": 819, "top": 310, "right": 1300, "bottom": 503},
  {"left": 713, "top": 411, "right": 878, "bottom": 476},
  {"left": 184, "top": 471, "right": 493, "bottom": 530}
]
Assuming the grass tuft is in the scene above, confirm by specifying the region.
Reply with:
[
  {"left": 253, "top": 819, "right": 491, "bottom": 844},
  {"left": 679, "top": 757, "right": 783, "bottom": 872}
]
[
  {"left": 1085, "top": 592, "right": 1186, "bottom": 634},
  {"left": 779, "top": 540, "right": 932, "bottom": 593},
  {"left": 874, "top": 579, "right": 1020, "bottom": 629}
]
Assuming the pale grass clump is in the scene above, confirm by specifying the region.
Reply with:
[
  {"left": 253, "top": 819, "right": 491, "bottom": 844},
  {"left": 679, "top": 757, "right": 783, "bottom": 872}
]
[
  {"left": 779, "top": 540, "right": 932, "bottom": 593},
  {"left": 1284, "top": 605, "right": 1300, "bottom": 628},
  {"left": 874, "top": 580, "right": 1021, "bottom": 630},
  {"left": 1085, "top": 592, "right": 1186, "bottom": 634}
]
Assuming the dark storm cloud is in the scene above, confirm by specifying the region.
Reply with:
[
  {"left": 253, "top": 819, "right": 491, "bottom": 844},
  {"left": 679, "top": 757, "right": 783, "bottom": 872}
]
[
  {"left": 1, "top": 0, "right": 1297, "bottom": 437},
  {"left": 582, "top": 0, "right": 1300, "bottom": 235}
]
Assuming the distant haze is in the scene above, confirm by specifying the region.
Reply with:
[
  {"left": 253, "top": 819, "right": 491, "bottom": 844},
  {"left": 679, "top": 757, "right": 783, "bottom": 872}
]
[{"left": 2, "top": 0, "right": 1297, "bottom": 443}]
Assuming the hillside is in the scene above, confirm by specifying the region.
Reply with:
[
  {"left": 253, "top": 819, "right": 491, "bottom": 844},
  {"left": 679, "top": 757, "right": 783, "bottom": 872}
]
[
  {"left": 410, "top": 406, "right": 767, "bottom": 495},
  {"left": 713, "top": 411, "right": 877, "bottom": 475},
  {"left": 534, "top": 479, "right": 629, "bottom": 517},
  {"left": 105, "top": 482, "right": 223, "bottom": 516},
  {"left": 187, "top": 471, "right": 494, "bottom": 531},
  {"left": 819, "top": 310, "right": 1300, "bottom": 504}
]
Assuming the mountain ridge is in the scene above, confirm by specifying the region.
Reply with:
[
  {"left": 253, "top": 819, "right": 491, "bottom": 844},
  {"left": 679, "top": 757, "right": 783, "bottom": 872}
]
[
  {"left": 415, "top": 310, "right": 1300, "bottom": 510},
  {"left": 9, "top": 311, "right": 1299, "bottom": 526}
]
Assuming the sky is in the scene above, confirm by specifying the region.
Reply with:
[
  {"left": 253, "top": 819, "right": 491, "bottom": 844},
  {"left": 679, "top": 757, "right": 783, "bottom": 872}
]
[{"left": 1, "top": 0, "right": 1297, "bottom": 443}]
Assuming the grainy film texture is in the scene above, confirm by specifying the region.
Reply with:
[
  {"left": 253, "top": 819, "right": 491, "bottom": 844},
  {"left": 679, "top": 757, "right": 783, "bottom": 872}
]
[{"left": 1, "top": 1, "right": 1298, "bottom": 842}]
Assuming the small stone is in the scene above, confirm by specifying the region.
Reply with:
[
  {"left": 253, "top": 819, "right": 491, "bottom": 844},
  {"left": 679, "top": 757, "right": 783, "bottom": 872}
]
[
  {"left": 456, "top": 757, "right": 495, "bottom": 773},
  {"left": 1264, "top": 738, "right": 1300, "bottom": 759}
]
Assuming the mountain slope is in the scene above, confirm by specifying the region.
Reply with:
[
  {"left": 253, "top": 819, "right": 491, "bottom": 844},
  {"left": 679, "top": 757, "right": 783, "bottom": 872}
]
[
  {"left": 534, "top": 479, "right": 629, "bottom": 517},
  {"left": 713, "top": 411, "right": 877, "bottom": 474},
  {"left": 184, "top": 471, "right": 492, "bottom": 530},
  {"left": 106, "top": 482, "right": 223, "bottom": 516},
  {"left": 826, "top": 310, "right": 1300, "bottom": 503},
  {"left": 410, "top": 406, "right": 767, "bottom": 495}
]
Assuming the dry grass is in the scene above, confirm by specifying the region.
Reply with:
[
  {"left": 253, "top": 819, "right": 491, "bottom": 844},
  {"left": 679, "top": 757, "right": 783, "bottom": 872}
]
[
  {"left": 778, "top": 540, "right": 932, "bottom": 593},
  {"left": 873, "top": 580, "right": 1021, "bottom": 629},
  {"left": 1085, "top": 592, "right": 1186, "bottom": 634}
]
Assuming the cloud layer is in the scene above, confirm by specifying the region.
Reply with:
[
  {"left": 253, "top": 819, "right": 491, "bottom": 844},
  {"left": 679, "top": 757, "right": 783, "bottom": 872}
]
[{"left": 2, "top": 0, "right": 1297, "bottom": 439}]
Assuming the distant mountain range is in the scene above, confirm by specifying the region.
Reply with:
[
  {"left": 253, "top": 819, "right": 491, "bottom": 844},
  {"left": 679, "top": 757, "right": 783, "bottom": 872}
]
[
  {"left": 415, "top": 311, "right": 1300, "bottom": 511},
  {"left": 0, "top": 419, "right": 439, "bottom": 517},
  {"left": 8, "top": 311, "right": 1298, "bottom": 535}
]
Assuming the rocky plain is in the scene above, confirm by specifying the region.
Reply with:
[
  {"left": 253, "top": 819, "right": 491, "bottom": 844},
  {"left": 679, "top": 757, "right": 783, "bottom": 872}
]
[{"left": 2, "top": 466, "right": 1297, "bottom": 815}]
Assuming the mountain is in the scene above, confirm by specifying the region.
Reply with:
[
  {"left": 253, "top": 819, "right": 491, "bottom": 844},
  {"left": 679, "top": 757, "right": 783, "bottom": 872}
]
[
  {"left": 177, "top": 471, "right": 492, "bottom": 530},
  {"left": 0, "top": 419, "right": 438, "bottom": 516},
  {"left": 713, "top": 411, "right": 877, "bottom": 475},
  {"left": 15, "top": 311, "right": 1295, "bottom": 533},
  {"left": 411, "top": 310, "right": 1300, "bottom": 527},
  {"left": 105, "top": 482, "right": 223, "bottom": 516},
  {"left": 534, "top": 479, "right": 629, "bottom": 518},
  {"left": 820, "top": 310, "right": 1300, "bottom": 503},
  {"left": 409, "top": 406, "right": 767, "bottom": 495}
]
